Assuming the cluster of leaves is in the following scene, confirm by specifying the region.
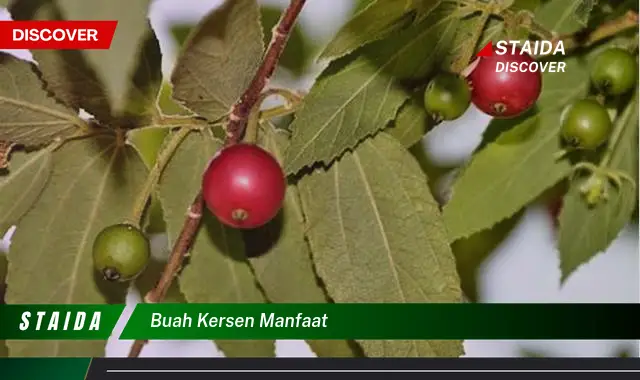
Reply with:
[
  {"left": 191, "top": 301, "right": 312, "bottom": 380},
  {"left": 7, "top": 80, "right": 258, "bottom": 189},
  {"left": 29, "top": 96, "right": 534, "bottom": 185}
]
[{"left": 0, "top": 0, "right": 637, "bottom": 358}]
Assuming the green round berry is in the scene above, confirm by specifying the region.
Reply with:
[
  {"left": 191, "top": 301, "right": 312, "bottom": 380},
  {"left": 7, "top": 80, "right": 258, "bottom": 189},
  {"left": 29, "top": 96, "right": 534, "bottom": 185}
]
[
  {"left": 590, "top": 48, "right": 638, "bottom": 96},
  {"left": 92, "top": 223, "right": 150, "bottom": 282},
  {"left": 423, "top": 73, "right": 471, "bottom": 121},
  {"left": 561, "top": 99, "right": 612, "bottom": 150}
]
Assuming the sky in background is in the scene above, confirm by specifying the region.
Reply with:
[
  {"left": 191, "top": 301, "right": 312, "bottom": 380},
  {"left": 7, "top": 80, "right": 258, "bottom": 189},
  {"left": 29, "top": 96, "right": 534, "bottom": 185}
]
[{"left": 1, "top": 0, "right": 638, "bottom": 358}]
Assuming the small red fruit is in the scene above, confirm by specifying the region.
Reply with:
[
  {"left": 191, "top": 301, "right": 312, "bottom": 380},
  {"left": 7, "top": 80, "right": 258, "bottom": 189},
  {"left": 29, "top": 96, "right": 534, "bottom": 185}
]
[
  {"left": 202, "top": 143, "right": 286, "bottom": 229},
  {"left": 467, "top": 48, "right": 542, "bottom": 118}
]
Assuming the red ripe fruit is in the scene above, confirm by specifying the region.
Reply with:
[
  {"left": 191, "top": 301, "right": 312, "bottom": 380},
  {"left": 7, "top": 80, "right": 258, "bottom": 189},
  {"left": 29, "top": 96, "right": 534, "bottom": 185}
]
[
  {"left": 467, "top": 48, "right": 542, "bottom": 118},
  {"left": 202, "top": 143, "right": 286, "bottom": 229}
]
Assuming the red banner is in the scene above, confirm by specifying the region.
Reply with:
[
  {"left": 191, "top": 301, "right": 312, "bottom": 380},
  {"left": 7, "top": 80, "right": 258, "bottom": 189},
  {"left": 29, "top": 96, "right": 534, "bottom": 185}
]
[{"left": 0, "top": 21, "right": 118, "bottom": 50}]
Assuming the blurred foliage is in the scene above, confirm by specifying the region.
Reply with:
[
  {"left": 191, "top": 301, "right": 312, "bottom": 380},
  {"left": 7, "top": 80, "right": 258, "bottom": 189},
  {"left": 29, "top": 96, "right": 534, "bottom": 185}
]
[{"left": 170, "top": 5, "right": 314, "bottom": 77}]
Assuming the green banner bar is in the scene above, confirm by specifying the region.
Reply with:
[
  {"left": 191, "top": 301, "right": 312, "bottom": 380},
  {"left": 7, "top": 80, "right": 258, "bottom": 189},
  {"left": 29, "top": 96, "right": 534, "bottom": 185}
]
[
  {"left": 0, "top": 305, "right": 124, "bottom": 339},
  {"left": 120, "top": 303, "right": 640, "bottom": 340},
  {"left": 0, "top": 358, "right": 91, "bottom": 380}
]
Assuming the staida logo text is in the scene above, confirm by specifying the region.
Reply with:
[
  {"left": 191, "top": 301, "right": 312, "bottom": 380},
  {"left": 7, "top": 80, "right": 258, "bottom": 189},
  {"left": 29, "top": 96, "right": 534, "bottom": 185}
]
[
  {"left": 477, "top": 40, "right": 566, "bottom": 73},
  {"left": 0, "top": 20, "right": 118, "bottom": 50}
]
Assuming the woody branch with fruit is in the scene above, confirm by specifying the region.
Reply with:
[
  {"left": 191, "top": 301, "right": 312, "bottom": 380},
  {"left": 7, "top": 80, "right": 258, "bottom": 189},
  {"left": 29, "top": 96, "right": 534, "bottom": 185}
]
[{"left": 0, "top": 0, "right": 638, "bottom": 358}]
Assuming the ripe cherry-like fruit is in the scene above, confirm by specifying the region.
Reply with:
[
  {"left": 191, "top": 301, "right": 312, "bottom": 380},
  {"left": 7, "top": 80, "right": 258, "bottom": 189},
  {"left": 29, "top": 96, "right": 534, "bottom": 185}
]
[
  {"left": 467, "top": 49, "right": 542, "bottom": 118},
  {"left": 423, "top": 73, "right": 471, "bottom": 121},
  {"left": 93, "top": 223, "right": 150, "bottom": 282},
  {"left": 560, "top": 99, "right": 612, "bottom": 150},
  {"left": 590, "top": 48, "right": 638, "bottom": 96},
  {"left": 202, "top": 143, "right": 286, "bottom": 229}
]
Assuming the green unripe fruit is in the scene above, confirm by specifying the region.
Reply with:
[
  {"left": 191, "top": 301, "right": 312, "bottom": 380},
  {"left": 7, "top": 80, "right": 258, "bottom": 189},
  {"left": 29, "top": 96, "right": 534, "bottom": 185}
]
[
  {"left": 423, "top": 73, "right": 471, "bottom": 121},
  {"left": 92, "top": 223, "right": 150, "bottom": 282},
  {"left": 560, "top": 99, "right": 612, "bottom": 150},
  {"left": 590, "top": 48, "right": 638, "bottom": 96}
]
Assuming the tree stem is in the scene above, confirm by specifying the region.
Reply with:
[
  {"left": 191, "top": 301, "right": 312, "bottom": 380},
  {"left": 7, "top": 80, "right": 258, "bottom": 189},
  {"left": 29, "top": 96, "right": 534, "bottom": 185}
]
[
  {"left": 545, "top": 11, "right": 639, "bottom": 57},
  {"left": 225, "top": 0, "right": 307, "bottom": 145},
  {"left": 128, "top": 127, "right": 192, "bottom": 227},
  {"left": 127, "top": 0, "right": 306, "bottom": 358}
]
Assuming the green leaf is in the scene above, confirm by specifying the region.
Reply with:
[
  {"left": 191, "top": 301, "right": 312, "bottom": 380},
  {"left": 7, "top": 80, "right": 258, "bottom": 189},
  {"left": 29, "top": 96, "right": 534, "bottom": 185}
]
[
  {"left": 297, "top": 132, "right": 463, "bottom": 357},
  {"left": 261, "top": 6, "right": 311, "bottom": 77},
  {"left": 246, "top": 124, "right": 356, "bottom": 357},
  {"left": 6, "top": 136, "right": 147, "bottom": 357},
  {"left": 557, "top": 90, "right": 639, "bottom": 282},
  {"left": 443, "top": 15, "right": 506, "bottom": 72},
  {"left": 0, "top": 53, "right": 84, "bottom": 147},
  {"left": 157, "top": 82, "right": 192, "bottom": 117},
  {"left": 284, "top": 6, "right": 458, "bottom": 175},
  {"left": 121, "top": 31, "right": 163, "bottom": 122},
  {"left": 9, "top": 0, "right": 155, "bottom": 122},
  {"left": 535, "top": 0, "right": 598, "bottom": 34},
  {"left": 444, "top": 112, "right": 572, "bottom": 241},
  {"left": 443, "top": 52, "right": 592, "bottom": 241},
  {"left": 386, "top": 95, "right": 432, "bottom": 148},
  {"left": 158, "top": 129, "right": 274, "bottom": 357},
  {"left": 170, "top": 24, "right": 194, "bottom": 47},
  {"left": 318, "top": 0, "right": 416, "bottom": 61},
  {"left": 171, "top": 0, "right": 264, "bottom": 122},
  {"left": 452, "top": 213, "right": 521, "bottom": 302},
  {"left": 510, "top": 0, "right": 541, "bottom": 12},
  {"left": 0, "top": 147, "right": 52, "bottom": 233}
]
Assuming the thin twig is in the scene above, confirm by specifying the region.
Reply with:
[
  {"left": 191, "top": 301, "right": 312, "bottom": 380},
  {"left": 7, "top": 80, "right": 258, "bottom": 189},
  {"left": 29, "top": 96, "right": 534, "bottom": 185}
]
[
  {"left": 127, "top": 0, "right": 307, "bottom": 358},
  {"left": 547, "top": 11, "right": 639, "bottom": 55},
  {"left": 129, "top": 127, "right": 192, "bottom": 227},
  {"left": 225, "top": 0, "right": 307, "bottom": 145}
]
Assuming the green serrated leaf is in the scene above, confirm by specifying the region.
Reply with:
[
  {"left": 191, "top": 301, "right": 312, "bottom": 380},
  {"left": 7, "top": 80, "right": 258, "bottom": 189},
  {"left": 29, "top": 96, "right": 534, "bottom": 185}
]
[
  {"left": 284, "top": 7, "right": 458, "bottom": 175},
  {"left": 557, "top": 90, "right": 639, "bottom": 282},
  {"left": 443, "top": 51, "right": 592, "bottom": 241},
  {"left": 452, "top": 213, "right": 521, "bottom": 302},
  {"left": 319, "top": 0, "right": 416, "bottom": 61},
  {"left": 9, "top": 0, "right": 154, "bottom": 122},
  {"left": 444, "top": 112, "right": 572, "bottom": 241},
  {"left": 386, "top": 95, "right": 432, "bottom": 148},
  {"left": 0, "top": 53, "right": 84, "bottom": 147},
  {"left": 297, "top": 132, "right": 463, "bottom": 357},
  {"left": 443, "top": 16, "right": 506, "bottom": 72},
  {"left": 156, "top": 82, "right": 192, "bottom": 117},
  {"left": 121, "top": 31, "right": 163, "bottom": 122},
  {"left": 535, "top": 0, "right": 598, "bottom": 34},
  {"left": 158, "top": 130, "right": 274, "bottom": 357},
  {"left": 171, "top": 0, "right": 264, "bottom": 122},
  {"left": 246, "top": 124, "right": 355, "bottom": 357},
  {"left": 6, "top": 136, "right": 146, "bottom": 357},
  {"left": 0, "top": 147, "right": 52, "bottom": 233}
]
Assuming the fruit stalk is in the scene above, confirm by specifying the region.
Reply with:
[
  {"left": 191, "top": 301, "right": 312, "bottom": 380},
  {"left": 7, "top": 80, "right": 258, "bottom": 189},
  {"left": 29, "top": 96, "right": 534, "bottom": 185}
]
[
  {"left": 129, "top": 127, "right": 192, "bottom": 227},
  {"left": 127, "top": 0, "right": 307, "bottom": 358},
  {"left": 225, "top": 0, "right": 307, "bottom": 145}
]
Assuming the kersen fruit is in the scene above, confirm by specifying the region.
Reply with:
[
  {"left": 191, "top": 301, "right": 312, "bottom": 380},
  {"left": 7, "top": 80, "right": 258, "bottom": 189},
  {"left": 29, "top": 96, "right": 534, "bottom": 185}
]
[
  {"left": 423, "top": 73, "right": 471, "bottom": 121},
  {"left": 93, "top": 223, "right": 150, "bottom": 282},
  {"left": 561, "top": 99, "right": 612, "bottom": 150},
  {"left": 468, "top": 49, "right": 542, "bottom": 118},
  {"left": 202, "top": 143, "right": 286, "bottom": 229}
]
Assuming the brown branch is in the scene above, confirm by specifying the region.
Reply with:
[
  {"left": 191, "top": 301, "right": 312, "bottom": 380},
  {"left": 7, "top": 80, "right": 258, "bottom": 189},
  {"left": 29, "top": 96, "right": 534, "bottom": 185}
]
[
  {"left": 128, "top": 192, "right": 203, "bottom": 357},
  {"left": 225, "top": 0, "right": 307, "bottom": 145},
  {"left": 548, "top": 10, "right": 639, "bottom": 55},
  {"left": 127, "top": 0, "right": 307, "bottom": 358}
]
